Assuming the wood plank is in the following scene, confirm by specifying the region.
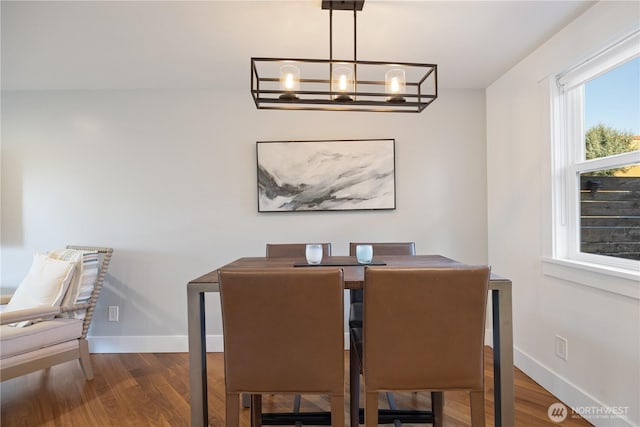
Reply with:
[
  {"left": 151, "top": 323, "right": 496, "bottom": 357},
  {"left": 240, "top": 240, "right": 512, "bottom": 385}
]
[
  {"left": 581, "top": 190, "right": 640, "bottom": 201},
  {"left": 580, "top": 202, "right": 640, "bottom": 216},
  {"left": 581, "top": 227, "right": 640, "bottom": 243},
  {"left": 0, "top": 350, "right": 594, "bottom": 427},
  {"left": 580, "top": 176, "right": 640, "bottom": 191},
  {"left": 581, "top": 217, "right": 640, "bottom": 227},
  {"left": 580, "top": 241, "right": 640, "bottom": 252}
]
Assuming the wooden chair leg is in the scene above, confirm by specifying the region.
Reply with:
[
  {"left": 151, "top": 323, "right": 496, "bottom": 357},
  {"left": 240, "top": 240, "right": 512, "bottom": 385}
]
[
  {"left": 365, "top": 392, "right": 378, "bottom": 427},
  {"left": 469, "top": 390, "right": 485, "bottom": 427},
  {"left": 330, "top": 394, "right": 345, "bottom": 427},
  {"left": 251, "top": 394, "right": 262, "bottom": 427},
  {"left": 226, "top": 392, "right": 240, "bottom": 427},
  {"left": 78, "top": 339, "right": 94, "bottom": 380},
  {"left": 349, "top": 345, "right": 361, "bottom": 426},
  {"left": 243, "top": 393, "right": 251, "bottom": 408},
  {"left": 431, "top": 392, "right": 444, "bottom": 427}
]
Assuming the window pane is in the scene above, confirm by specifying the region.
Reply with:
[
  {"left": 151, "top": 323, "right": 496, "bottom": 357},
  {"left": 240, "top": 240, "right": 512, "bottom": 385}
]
[
  {"left": 580, "top": 165, "right": 640, "bottom": 260},
  {"left": 584, "top": 57, "right": 640, "bottom": 160}
]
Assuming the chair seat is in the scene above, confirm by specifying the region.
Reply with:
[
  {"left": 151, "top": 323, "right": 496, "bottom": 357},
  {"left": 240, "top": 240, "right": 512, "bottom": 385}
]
[
  {"left": 349, "top": 302, "right": 363, "bottom": 329},
  {"left": 0, "top": 318, "right": 83, "bottom": 359}
]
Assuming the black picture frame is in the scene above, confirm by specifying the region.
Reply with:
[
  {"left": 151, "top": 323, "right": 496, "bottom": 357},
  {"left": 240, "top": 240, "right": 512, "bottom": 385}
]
[{"left": 257, "top": 139, "right": 396, "bottom": 212}]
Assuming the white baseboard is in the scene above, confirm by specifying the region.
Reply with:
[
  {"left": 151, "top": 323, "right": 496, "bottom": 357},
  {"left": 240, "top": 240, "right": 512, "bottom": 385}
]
[
  {"left": 515, "top": 346, "right": 637, "bottom": 427},
  {"left": 88, "top": 335, "right": 193, "bottom": 353},
  {"left": 90, "top": 332, "right": 492, "bottom": 353},
  {"left": 89, "top": 333, "right": 352, "bottom": 353}
]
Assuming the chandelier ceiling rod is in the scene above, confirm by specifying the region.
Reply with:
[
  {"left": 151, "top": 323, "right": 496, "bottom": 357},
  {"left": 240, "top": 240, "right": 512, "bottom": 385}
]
[{"left": 329, "top": 5, "right": 333, "bottom": 86}]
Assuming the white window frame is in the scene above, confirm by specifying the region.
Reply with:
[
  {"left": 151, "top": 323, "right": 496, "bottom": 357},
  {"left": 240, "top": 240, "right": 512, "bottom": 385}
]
[{"left": 547, "top": 30, "right": 640, "bottom": 291}]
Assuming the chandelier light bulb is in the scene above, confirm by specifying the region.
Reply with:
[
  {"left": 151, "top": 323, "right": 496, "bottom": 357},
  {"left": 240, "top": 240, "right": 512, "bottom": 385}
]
[
  {"left": 285, "top": 74, "right": 295, "bottom": 90},
  {"left": 332, "top": 66, "right": 354, "bottom": 101},
  {"left": 279, "top": 64, "right": 300, "bottom": 100},
  {"left": 390, "top": 77, "right": 400, "bottom": 93},
  {"left": 385, "top": 68, "right": 406, "bottom": 103},
  {"left": 339, "top": 74, "right": 348, "bottom": 91}
]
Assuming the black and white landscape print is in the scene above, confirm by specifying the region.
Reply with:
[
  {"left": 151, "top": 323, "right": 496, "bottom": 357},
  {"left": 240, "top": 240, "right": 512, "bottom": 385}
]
[{"left": 257, "top": 139, "right": 395, "bottom": 212}]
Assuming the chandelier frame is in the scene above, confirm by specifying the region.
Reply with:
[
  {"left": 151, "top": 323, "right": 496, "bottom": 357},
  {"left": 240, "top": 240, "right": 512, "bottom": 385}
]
[{"left": 250, "top": 0, "right": 438, "bottom": 113}]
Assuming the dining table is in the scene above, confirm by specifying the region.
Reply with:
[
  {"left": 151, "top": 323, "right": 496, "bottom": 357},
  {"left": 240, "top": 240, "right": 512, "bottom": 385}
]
[{"left": 186, "top": 254, "right": 514, "bottom": 427}]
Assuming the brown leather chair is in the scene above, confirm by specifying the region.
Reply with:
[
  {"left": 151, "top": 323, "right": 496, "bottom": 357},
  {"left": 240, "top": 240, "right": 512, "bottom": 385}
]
[
  {"left": 348, "top": 242, "right": 415, "bottom": 329},
  {"left": 348, "top": 243, "right": 423, "bottom": 426},
  {"left": 353, "top": 266, "right": 490, "bottom": 427},
  {"left": 250, "top": 243, "right": 335, "bottom": 416},
  {"left": 266, "top": 243, "right": 332, "bottom": 258},
  {"left": 348, "top": 242, "right": 415, "bottom": 257},
  {"left": 219, "top": 268, "right": 345, "bottom": 427}
]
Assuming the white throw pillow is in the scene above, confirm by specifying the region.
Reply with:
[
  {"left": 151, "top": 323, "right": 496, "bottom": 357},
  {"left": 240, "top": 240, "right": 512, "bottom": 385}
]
[{"left": 6, "top": 253, "right": 76, "bottom": 326}]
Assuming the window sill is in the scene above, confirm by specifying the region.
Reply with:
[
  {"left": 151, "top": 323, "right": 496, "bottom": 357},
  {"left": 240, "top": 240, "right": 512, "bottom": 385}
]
[{"left": 541, "top": 257, "right": 639, "bottom": 299}]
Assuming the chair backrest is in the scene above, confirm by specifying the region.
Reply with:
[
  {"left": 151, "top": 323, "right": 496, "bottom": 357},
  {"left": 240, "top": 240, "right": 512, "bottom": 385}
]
[
  {"left": 65, "top": 246, "right": 114, "bottom": 338},
  {"left": 363, "top": 266, "right": 489, "bottom": 391},
  {"left": 219, "top": 268, "right": 344, "bottom": 394},
  {"left": 266, "top": 243, "right": 332, "bottom": 258},
  {"left": 349, "top": 242, "right": 415, "bottom": 303},
  {"left": 349, "top": 242, "right": 415, "bottom": 256}
]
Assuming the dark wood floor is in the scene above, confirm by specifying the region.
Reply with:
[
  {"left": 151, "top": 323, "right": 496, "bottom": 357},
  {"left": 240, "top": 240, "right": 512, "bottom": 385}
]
[{"left": 0, "top": 348, "right": 592, "bottom": 426}]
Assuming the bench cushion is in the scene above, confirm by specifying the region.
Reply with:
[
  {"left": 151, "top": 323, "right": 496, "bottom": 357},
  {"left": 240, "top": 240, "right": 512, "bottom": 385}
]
[{"left": 0, "top": 318, "right": 82, "bottom": 359}]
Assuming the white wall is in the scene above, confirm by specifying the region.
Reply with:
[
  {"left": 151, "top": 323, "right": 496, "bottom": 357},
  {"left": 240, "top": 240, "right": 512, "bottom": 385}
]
[
  {"left": 1, "top": 87, "right": 488, "bottom": 350},
  {"left": 487, "top": 2, "right": 639, "bottom": 426}
]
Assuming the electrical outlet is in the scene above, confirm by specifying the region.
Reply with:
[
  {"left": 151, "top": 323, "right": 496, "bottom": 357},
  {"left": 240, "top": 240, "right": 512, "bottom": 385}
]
[
  {"left": 555, "top": 335, "right": 568, "bottom": 360},
  {"left": 108, "top": 306, "right": 119, "bottom": 322}
]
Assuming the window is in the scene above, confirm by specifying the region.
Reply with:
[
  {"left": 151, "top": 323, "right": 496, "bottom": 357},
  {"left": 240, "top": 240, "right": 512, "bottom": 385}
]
[{"left": 552, "top": 31, "right": 640, "bottom": 273}]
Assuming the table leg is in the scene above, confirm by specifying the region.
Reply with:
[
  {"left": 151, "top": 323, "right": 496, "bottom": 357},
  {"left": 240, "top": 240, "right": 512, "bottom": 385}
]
[
  {"left": 188, "top": 288, "right": 208, "bottom": 427},
  {"left": 492, "top": 285, "right": 515, "bottom": 427}
]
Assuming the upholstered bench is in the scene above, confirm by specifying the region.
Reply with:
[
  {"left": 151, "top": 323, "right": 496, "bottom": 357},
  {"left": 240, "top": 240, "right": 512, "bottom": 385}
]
[{"left": 0, "top": 246, "right": 113, "bottom": 381}]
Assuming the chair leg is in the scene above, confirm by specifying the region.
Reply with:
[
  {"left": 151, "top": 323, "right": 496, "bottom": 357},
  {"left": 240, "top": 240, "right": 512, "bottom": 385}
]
[
  {"left": 78, "top": 339, "right": 94, "bottom": 380},
  {"left": 330, "top": 394, "right": 345, "bottom": 427},
  {"left": 469, "top": 390, "right": 485, "bottom": 427},
  {"left": 431, "top": 392, "right": 444, "bottom": 427},
  {"left": 243, "top": 393, "right": 251, "bottom": 408},
  {"left": 226, "top": 392, "right": 240, "bottom": 427},
  {"left": 349, "top": 346, "right": 361, "bottom": 426},
  {"left": 365, "top": 392, "right": 378, "bottom": 427},
  {"left": 251, "top": 394, "right": 262, "bottom": 427}
]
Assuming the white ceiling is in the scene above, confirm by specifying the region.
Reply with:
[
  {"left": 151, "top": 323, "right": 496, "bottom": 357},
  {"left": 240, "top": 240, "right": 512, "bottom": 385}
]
[{"left": 1, "top": 0, "right": 596, "bottom": 91}]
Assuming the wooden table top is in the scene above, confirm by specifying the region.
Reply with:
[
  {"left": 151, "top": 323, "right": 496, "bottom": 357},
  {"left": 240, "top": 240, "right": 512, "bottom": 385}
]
[{"left": 187, "top": 255, "right": 508, "bottom": 290}]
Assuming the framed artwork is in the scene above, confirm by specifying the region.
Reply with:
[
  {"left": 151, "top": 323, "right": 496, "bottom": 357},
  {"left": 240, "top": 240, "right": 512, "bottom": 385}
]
[{"left": 257, "top": 139, "right": 396, "bottom": 212}]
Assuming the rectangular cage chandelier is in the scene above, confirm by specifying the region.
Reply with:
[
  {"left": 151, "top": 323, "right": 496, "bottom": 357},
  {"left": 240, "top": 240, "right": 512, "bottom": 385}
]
[{"left": 250, "top": 0, "right": 438, "bottom": 113}]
